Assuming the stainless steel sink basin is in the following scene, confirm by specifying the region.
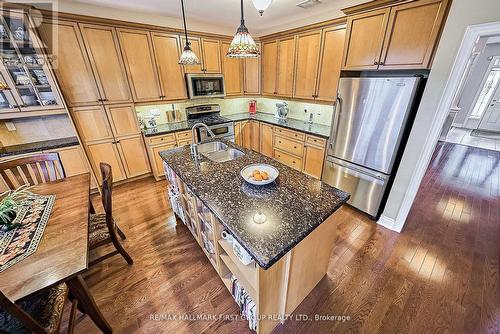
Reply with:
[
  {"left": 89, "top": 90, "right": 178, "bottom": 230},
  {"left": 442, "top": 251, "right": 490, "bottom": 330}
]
[
  {"left": 197, "top": 141, "right": 228, "bottom": 154},
  {"left": 203, "top": 148, "right": 244, "bottom": 162}
]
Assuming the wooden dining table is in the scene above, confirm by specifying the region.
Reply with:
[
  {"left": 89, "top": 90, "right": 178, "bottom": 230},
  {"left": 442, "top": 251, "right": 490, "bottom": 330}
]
[{"left": 0, "top": 173, "right": 112, "bottom": 334}]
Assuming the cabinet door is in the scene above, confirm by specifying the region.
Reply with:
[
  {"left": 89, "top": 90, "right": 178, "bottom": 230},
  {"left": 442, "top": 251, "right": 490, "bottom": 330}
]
[
  {"left": 316, "top": 27, "right": 346, "bottom": 102},
  {"left": 202, "top": 39, "right": 221, "bottom": 73},
  {"left": 38, "top": 20, "right": 101, "bottom": 107},
  {"left": 86, "top": 140, "right": 127, "bottom": 183},
  {"left": 342, "top": 8, "right": 390, "bottom": 70},
  {"left": 181, "top": 37, "right": 203, "bottom": 74},
  {"left": 303, "top": 144, "right": 325, "bottom": 179},
  {"left": 250, "top": 120, "right": 260, "bottom": 152},
  {"left": 79, "top": 24, "right": 132, "bottom": 104},
  {"left": 260, "top": 122, "right": 273, "bottom": 157},
  {"left": 151, "top": 33, "right": 187, "bottom": 100},
  {"left": 244, "top": 43, "right": 261, "bottom": 94},
  {"left": 117, "top": 29, "right": 162, "bottom": 102},
  {"left": 105, "top": 104, "right": 140, "bottom": 138},
  {"left": 379, "top": 0, "right": 448, "bottom": 70},
  {"left": 277, "top": 37, "right": 296, "bottom": 97},
  {"left": 241, "top": 121, "right": 252, "bottom": 149},
  {"left": 150, "top": 143, "right": 176, "bottom": 179},
  {"left": 294, "top": 31, "right": 322, "bottom": 100},
  {"left": 234, "top": 121, "right": 242, "bottom": 146},
  {"left": 116, "top": 135, "right": 151, "bottom": 177},
  {"left": 221, "top": 41, "right": 243, "bottom": 95},
  {"left": 262, "top": 41, "right": 278, "bottom": 95},
  {"left": 71, "top": 105, "right": 113, "bottom": 142},
  {"left": 53, "top": 146, "right": 90, "bottom": 177}
]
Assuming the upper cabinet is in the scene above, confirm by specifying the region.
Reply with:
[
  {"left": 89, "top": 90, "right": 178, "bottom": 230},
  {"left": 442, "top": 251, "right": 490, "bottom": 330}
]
[
  {"left": 342, "top": 0, "right": 448, "bottom": 70},
  {"left": 151, "top": 33, "right": 187, "bottom": 100},
  {"left": 293, "top": 30, "right": 322, "bottom": 100},
  {"left": 117, "top": 29, "right": 162, "bottom": 102},
  {"left": 244, "top": 42, "right": 261, "bottom": 95},
  {"left": 0, "top": 12, "right": 64, "bottom": 116},
  {"left": 342, "top": 8, "right": 390, "bottom": 70},
  {"left": 262, "top": 41, "right": 278, "bottom": 96},
  {"left": 276, "top": 37, "right": 296, "bottom": 97},
  {"left": 378, "top": 0, "right": 448, "bottom": 70},
  {"left": 79, "top": 24, "right": 132, "bottom": 104},
  {"left": 182, "top": 37, "right": 222, "bottom": 74},
  {"left": 221, "top": 41, "right": 243, "bottom": 96}
]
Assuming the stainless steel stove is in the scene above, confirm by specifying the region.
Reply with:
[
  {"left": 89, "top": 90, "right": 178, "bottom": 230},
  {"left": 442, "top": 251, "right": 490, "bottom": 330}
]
[{"left": 185, "top": 104, "right": 234, "bottom": 142}]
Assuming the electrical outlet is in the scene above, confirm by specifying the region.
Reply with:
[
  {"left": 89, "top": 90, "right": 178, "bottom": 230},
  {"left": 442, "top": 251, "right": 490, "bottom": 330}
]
[{"left": 5, "top": 121, "right": 16, "bottom": 131}]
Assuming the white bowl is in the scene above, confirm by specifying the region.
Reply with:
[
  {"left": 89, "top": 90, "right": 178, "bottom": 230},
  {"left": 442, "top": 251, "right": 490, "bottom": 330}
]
[{"left": 240, "top": 163, "right": 279, "bottom": 185}]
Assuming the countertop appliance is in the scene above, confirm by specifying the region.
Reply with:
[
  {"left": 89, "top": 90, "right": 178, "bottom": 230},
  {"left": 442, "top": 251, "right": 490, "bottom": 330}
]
[
  {"left": 185, "top": 104, "right": 234, "bottom": 142},
  {"left": 322, "top": 75, "right": 423, "bottom": 218},
  {"left": 186, "top": 73, "right": 226, "bottom": 99},
  {"left": 275, "top": 102, "right": 289, "bottom": 119}
]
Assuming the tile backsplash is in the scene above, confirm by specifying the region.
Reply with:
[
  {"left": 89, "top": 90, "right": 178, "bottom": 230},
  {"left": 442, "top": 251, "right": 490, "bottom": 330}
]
[{"left": 135, "top": 97, "right": 335, "bottom": 126}]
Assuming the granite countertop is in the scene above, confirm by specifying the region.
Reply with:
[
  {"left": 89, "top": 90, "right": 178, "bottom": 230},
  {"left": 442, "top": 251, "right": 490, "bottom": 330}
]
[
  {"left": 0, "top": 137, "right": 80, "bottom": 158},
  {"left": 224, "top": 113, "right": 332, "bottom": 138},
  {"left": 160, "top": 140, "right": 349, "bottom": 269},
  {"left": 142, "top": 113, "right": 331, "bottom": 139}
]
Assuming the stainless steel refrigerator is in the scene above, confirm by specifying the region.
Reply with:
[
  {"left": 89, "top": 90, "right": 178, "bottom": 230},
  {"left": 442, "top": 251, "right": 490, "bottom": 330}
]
[{"left": 322, "top": 76, "right": 422, "bottom": 218}]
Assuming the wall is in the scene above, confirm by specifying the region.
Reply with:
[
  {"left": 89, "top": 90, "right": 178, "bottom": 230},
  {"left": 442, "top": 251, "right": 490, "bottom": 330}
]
[
  {"left": 0, "top": 114, "right": 76, "bottom": 146},
  {"left": 381, "top": 0, "right": 500, "bottom": 227},
  {"left": 135, "top": 97, "right": 335, "bottom": 126}
]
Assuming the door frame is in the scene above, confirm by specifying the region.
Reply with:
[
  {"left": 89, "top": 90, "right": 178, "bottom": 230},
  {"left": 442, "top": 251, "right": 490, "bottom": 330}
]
[
  {"left": 477, "top": 57, "right": 500, "bottom": 130},
  {"left": 377, "top": 21, "right": 500, "bottom": 232}
]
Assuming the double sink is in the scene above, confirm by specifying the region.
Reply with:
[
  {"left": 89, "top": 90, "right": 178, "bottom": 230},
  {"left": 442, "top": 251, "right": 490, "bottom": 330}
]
[{"left": 197, "top": 141, "right": 244, "bottom": 162}]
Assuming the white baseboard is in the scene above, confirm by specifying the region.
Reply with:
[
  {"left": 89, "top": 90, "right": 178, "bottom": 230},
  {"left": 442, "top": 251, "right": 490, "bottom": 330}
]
[{"left": 376, "top": 215, "right": 401, "bottom": 233}]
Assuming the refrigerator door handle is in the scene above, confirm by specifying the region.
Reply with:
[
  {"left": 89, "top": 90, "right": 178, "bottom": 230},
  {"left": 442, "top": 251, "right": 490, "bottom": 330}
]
[
  {"left": 326, "top": 156, "right": 387, "bottom": 181},
  {"left": 329, "top": 96, "right": 342, "bottom": 151}
]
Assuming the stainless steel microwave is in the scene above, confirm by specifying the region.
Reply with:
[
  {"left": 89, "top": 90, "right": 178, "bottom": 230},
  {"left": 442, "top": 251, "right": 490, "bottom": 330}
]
[{"left": 186, "top": 74, "right": 226, "bottom": 99}]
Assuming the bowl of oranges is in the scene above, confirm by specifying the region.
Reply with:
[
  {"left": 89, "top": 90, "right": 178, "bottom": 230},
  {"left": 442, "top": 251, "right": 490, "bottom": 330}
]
[{"left": 240, "top": 163, "right": 279, "bottom": 185}]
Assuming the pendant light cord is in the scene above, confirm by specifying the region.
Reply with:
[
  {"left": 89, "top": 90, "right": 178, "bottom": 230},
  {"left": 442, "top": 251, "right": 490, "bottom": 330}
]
[
  {"left": 181, "top": 0, "right": 189, "bottom": 43},
  {"left": 240, "top": 0, "right": 245, "bottom": 26}
]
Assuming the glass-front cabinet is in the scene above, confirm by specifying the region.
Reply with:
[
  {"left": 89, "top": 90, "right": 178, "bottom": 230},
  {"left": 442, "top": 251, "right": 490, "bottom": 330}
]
[{"left": 0, "top": 11, "right": 63, "bottom": 116}]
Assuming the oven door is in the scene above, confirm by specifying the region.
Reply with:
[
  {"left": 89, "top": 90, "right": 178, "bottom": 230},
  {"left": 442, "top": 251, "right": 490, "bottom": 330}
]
[
  {"left": 198, "top": 122, "right": 234, "bottom": 141},
  {"left": 187, "top": 74, "right": 226, "bottom": 99}
]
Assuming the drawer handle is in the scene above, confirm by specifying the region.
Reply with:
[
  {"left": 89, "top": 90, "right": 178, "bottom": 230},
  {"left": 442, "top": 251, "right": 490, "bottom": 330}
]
[
  {"left": 293, "top": 146, "right": 297, "bottom": 149},
  {"left": 292, "top": 161, "right": 296, "bottom": 164}
]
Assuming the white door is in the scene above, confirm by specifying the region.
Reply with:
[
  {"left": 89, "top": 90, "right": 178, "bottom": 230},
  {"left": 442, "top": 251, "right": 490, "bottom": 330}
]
[{"left": 478, "top": 78, "right": 500, "bottom": 132}]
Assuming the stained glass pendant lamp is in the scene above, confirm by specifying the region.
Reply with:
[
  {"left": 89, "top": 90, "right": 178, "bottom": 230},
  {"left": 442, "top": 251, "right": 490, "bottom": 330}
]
[
  {"left": 226, "top": 0, "right": 260, "bottom": 58},
  {"left": 178, "top": 0, "right": 200, "bottom": 65}
]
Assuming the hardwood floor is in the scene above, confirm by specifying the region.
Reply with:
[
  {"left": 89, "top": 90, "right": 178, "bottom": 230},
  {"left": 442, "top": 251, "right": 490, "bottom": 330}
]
[{"left": 72, "top": 142, "right": 499, "bottom": 334}]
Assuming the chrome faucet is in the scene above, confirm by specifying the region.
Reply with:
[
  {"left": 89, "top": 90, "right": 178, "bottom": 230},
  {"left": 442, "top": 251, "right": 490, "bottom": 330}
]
[{"left": 190, "top": 123, "right": 215, "bottom": 158}]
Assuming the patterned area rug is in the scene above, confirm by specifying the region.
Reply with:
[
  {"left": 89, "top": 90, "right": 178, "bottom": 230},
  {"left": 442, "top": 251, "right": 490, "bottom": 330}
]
[{"left": 0, "top": 194, "right": 56, "bottom": 272}]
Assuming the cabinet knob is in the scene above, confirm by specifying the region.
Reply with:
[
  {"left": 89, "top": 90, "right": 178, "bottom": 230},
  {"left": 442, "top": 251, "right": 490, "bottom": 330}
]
[
  {"left": 374, "top": 61, "right": 379, "bottom": 65},
  {"left": 294, "top": 146, "right": 297, "bottom": 149},
  {"left": 379, "top": 61, "right": 385, "bottom": 65}
]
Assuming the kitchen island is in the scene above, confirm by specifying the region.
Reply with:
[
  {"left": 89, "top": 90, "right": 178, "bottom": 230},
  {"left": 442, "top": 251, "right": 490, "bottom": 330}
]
[{"left": 161, "top": 140, "right": 349, "bottom": 333}]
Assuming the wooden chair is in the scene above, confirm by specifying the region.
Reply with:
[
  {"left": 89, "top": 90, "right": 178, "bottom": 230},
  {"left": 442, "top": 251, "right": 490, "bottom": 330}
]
[
  {"left": 0, "top": 153, "right": 65, "bottom": 189},
  {"left": 0, "top": 284, "right": 78, "bottom": 334},
  {"left": 88, "top": 163, "right": 133, "bottom": 267}
]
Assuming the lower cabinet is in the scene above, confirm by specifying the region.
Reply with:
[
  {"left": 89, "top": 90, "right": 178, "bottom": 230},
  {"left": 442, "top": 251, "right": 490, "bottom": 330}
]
[
  {"left": 274, "top": 149, "right": 303, "bottom": 171},
  {"left": 259, "top": 122, "right": 274, "bottom": 157},
  {"left": 241, "top": 121, "right": 252, "bottom": 150},
  {"left": 85, "top": 140, "right": 128, "bottom": 183},
  {"left": 249, "top": 120, "right": 260, "bottom": 152},
  {"left": 116, "top": 135, "right": 151, "bottom": 177},
  {"left": 303, "top": 143, "right": 326, "bottom": 178}
]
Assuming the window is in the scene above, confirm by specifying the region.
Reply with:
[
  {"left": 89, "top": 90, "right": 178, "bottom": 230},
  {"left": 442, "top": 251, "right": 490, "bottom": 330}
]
[{"left": 469, "top": 56, "right": 500, "bottom": 119}]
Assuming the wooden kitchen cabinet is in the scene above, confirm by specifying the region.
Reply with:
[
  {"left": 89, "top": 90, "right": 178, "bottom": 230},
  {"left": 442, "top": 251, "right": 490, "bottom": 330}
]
[
  {"left": 151, "top": 33, "right": 188, "bottom": 100},
  {"left": 181, "top": 37, "right": 203, "bottom": 73},
  {"left": 244, "top": 43, "right": 261, "bottom": 95},
  {"left": 86, "top": 140, "right": 127, "bottom": 183},
  {"left": 201, "top": 38, "right": 222, "bottom": 73},
  {"left": 316, "top": 27, "right": 346, "bottom": 102},
  {"left": 260, "top": 122, "right": 273, "bottom": 157},
  {"left": 342, "top": 8, "right": 390, "bottom": 70},
  {"left": 79, "top": 24, "right": 132, "bottom": 104},
  {"left": 234, "top": 122, "right": 242, "bottom": 146},
  {"left": 262, "top": 41, "right": 278, "bottom": 95},
  {"left": 70, "top": 105, "right": 113, "bottom": 142},
  {"left": 240, "top": 121, "right": 252, "bottom": 149},
  {"left": 294, "top": 30, "right": 322, "bottom": 100},
  {"left": 117, "top": 29, "right": 162, "bottom": 102},
  {"left": 149, "top": 142, "right": 177, "bottom": 180},
  {"left": 221, "top": 41, "right": 243, "bottom": 96},
  {"left": 378, "top": 0, "right": 448, "bottom": 70},
  {"left": 274, "top": 149, "right": 303, "bottom": 171},
  {"left": 303, "top": 143, "right": 326, "bottom": 179},
  {"left": 53, "top": 146, "right": 91, "bottom": 177},
  {"left": 276, "top": 37, "right": 296, "bottom": 97},
  {"left": 38, "top": 20, "right": 101, "bottom": 107},
  {"left": 116, "top": 135, "right": 151, "bottom": 177},
  {"left": 249, "top": 120, "right": 260, "bottom": 152},
  {"left": 105, "top": 104, "right": 141, "bottom": 138}
]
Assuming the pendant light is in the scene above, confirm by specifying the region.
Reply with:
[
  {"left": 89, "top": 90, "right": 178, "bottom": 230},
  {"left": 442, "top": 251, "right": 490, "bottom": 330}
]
[
  {"left": 226, "top": 0, "right": 260, "bottom": 58},
  {"left": 178, "top": 0, "right": 200, "bottom": 65},
  {"left": 0, "top": 81, "right": 9, "bottom": 90},
  {"left": 251, "top": 0, "right": 272, "bottom": 16}
]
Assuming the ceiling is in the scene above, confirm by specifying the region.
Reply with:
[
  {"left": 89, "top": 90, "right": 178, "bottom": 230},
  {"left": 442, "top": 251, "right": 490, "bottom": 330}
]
[{"left": 58, "top": 0, "right": 370, "bottom": 36}]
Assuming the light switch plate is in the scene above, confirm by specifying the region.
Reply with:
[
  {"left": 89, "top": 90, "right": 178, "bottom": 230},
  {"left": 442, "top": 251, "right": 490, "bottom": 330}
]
[{"left": 5, "top": 121, "right": 16, "bottom": 131}]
